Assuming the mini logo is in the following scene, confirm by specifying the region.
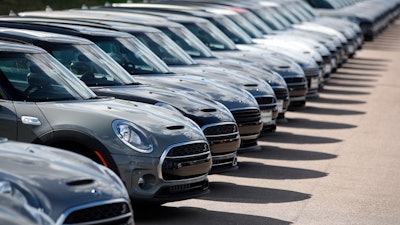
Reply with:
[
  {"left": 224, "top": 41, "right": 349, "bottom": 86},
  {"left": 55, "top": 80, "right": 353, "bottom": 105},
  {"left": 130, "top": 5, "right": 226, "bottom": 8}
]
[{"left": 90, "top": 189, "right": 102, "bottom": 198}]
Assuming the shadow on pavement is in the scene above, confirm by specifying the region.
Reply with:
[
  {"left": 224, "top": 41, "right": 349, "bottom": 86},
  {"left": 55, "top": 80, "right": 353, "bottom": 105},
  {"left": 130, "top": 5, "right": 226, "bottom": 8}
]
[
  {"left": 135, "top": 206, "right": 292, "bottom": 225},
  {"left": 308, "top": 96, "right": 366, "bottom": 104},
  {"left": 224, "top": 161, "right": 328, "bottom": 180},
  {"left": 346, "top": 61, "right": 388, "bottom": 67},
  {"left": 324, "top": 82, "right": 374, "bottom": 88},
  {"left": 330, "top": 76, "right": 378, "bottom": 82},
  {"left": 340, "top": 65, "right": 387, "bottom": 71},
  {"left": 293, "top": 105, "right": 366, "bottom": 116},
  {"left": 350, "top": 57, "right": 391, "bottom": 62},
  {"left": 240, "top": 145, "right": 337, "bottom": 161},
  {"left": 332, "top": 70, "right": 382, "bottom": 77},
  {"left": 260, "top": 131, "right": 342, "bottom": 144},
  {"left": 199, "top": 182, "right": 311, "bottom": 204},
  {"left": 277, "top": 117, "right": 357, "bottom": 130}
]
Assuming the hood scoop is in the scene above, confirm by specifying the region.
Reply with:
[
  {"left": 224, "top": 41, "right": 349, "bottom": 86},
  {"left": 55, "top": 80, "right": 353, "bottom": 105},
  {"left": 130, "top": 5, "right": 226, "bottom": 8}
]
[
  {"left": 201, "top": 108, "right": 217, "bottom": 112},
  {"left": 244, "top": 84, "right": 258, "bottom": 87},
  {"left": 278, "top": 66, "right": 291, "bottom": 69},
  {"left": 66, "top": 179, "right": 95, "bottom": 186},
  {"left": 166, "top": 125, "right": 184, "bottom": 130}
]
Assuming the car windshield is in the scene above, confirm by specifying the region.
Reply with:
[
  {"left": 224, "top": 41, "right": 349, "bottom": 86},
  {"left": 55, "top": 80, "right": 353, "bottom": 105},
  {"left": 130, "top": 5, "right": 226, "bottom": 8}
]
[
  {"left": 252, "top": 7, "right": 286, "bottom": 31},
  {"left": 183, "top": 21, "right": 238, "bottom": 51},
  {"left": 48, "top": 43, "right": 138, "bottom": 86},
  {"left": 95, "top": 36, "right": 172, "bottom": 74},
  {"left": 133, "top": 31, "right": 196, "bottom": 66},
  {"left": 209, "top": 16, "right": 254, "bottom": 44},
  {"left": 239, "top": 10, "right": 274, "bottom": 34},
  {"left": 159, "top": 26, "right": 215, "bottom": 58},
  {"left": 225, "top": 13, "right": 264, "bottom": 38},
  {"left": 0, "top": 52, "right": 96, "bottom": 102}
]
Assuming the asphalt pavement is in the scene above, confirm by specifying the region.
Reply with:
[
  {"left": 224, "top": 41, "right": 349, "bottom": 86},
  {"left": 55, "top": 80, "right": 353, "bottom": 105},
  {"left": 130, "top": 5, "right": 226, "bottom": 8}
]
[{"left": 134, "top": 20, "right": 400, "bottom": 225}]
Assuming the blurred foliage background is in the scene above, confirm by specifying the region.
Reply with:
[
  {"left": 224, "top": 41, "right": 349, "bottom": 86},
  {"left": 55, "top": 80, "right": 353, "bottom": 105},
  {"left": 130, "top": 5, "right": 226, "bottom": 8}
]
[{"left": 0, "top": 0, "right": 141, "bottom": 15}]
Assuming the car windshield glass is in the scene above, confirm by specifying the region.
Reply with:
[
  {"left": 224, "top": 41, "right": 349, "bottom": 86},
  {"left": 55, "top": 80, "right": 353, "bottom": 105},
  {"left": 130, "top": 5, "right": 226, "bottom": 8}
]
[
  {"left": 134, "top": 31, "right": 196, "bottom": 66},
  {"left": 48, "top": 43, "right": 137, "bottom": 86},
  {"left": 276, "top": 6, "right": 301, "bottom": 24},
  {"left": 0, "top": 52, "right": 96, "bottom": 102},
  {"left": 226, "top": 13, "right": 264, "bottom": 38},
  {"left": 240, "top": 11, "right": 274, "bottom": 34},
  {"left": 298, "top": 1, "right": 319, "bottom": 17},
  {"left": 183, "top": 21, "right": 238, "bottom": 51},
  {"left": 95, "top": 36, "right": 172, "bottom": 74},
  {"left": 267, "top": 7, "right": 292, "bottom": 28},
  {"left": 159, "top": 26, "right": 215, "bottom": 58},
  {"left": 287, "top": 4, "right": 309, "bottom": 22},
  {"left": 210, "top": 16, "right": 254, "bottom": 44},
  {"left": 252, "top": 7, "right": 286, "bottom": 31}
]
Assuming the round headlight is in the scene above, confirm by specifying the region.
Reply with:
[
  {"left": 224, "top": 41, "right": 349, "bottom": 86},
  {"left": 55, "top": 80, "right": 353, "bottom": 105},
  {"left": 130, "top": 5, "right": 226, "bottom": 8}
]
[
  {"left": 0, "top": 181, "right": 28, "bottom": 205},
  {"left": 112, "top": 120, "right": 153, "bottom": 153}
]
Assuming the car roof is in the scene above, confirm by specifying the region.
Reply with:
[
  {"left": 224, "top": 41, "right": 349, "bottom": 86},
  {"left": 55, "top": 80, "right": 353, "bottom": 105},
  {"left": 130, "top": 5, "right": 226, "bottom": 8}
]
[
  {"left": 0, "top": 18, "right": 133, "bottom": 39},
  {"left": 0, "top": 28, "right": 93, "bottom": 45},
  {"left": 0, "top": 41, "right": 46, "bottom": 54}
]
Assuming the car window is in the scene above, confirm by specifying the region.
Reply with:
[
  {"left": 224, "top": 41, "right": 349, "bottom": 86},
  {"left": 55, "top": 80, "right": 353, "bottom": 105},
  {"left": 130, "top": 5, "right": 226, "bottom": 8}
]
[{"left": 0, "top": 52, "right": 95, "bottom": 102}]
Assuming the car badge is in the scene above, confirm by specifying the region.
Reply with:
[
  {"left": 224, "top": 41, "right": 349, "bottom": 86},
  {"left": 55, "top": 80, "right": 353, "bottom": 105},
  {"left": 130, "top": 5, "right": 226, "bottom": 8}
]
[{"left": 90, "top": 189, "right": 102, "bottom": 198}]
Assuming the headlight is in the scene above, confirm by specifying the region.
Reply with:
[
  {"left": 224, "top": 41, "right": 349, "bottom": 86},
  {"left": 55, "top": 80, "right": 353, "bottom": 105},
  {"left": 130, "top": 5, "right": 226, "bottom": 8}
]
[
  {"left": 0, "top": 181, "right": 54, "bottom": 225},
  {"left": 112, "top": 120, "right": 153, "bottom": 153},
  {"left": 0, "top": 181, "right": 28, "bottom": 205}
]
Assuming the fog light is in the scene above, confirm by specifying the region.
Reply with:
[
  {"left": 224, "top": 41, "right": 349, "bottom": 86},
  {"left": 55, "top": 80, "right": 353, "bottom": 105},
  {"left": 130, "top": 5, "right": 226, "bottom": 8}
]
[{"left": 137, "top": 174, "right": 156, "bottom": 190}]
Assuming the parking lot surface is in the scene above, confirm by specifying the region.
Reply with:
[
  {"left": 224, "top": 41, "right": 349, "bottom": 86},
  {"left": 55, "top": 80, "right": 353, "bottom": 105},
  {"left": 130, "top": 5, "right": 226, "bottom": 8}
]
[{"left": 135, "top": 20, "right": 400, "bottom": 225}]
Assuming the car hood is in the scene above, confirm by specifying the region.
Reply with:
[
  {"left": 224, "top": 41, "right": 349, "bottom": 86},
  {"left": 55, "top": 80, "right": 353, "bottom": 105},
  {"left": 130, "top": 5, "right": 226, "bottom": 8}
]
[
  {"left": 91, "top": 85, "right": 236, "bottom": 127},
  {"left": 36, "top": 98, "right": 207, "bottom": 155},
  {"left": 133, "top": 73, "right": 260, "bottom": 110},
  {"left": 170, "top": 64, "right": 275, "bottom": 97},
  {"left": 0, "top": 140, "right": 128, "bottom": 221}
]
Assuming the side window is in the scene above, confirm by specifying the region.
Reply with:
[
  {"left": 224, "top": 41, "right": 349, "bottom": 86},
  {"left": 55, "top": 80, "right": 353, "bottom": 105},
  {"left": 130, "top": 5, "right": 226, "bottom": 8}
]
[{"left": 0, "top": 58, "right": 30, "bottom": 101}]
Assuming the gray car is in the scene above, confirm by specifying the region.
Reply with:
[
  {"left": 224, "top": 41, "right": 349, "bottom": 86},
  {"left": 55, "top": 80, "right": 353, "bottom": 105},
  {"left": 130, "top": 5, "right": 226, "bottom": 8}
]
[
  {"left": 0, "top": 22, "right": 241, "bottom": 173},
  {"left": 0, "top": 194, "right": 54, "bottom": 225},
  {"left": 0, "top": 138, "right": 133, "bottom": 225},
  {"left": 8, "top": 14, "right": 266, "bottom": 151},
  {"left": 0, "top": 41, "right": 212, "bottom": 204}
]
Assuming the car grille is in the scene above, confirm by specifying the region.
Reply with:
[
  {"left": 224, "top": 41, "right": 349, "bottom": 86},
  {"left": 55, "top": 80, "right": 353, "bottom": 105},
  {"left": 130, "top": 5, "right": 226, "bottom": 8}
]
[
  {"left": 322, "top": 55, "right": 331, "bottom": 64},
  {"left": 231, "top": 108, "right": 261, "bottom": 125},
  {"left": 255, "top": 96, "right": 275, "bottom": 105},
  {"left": 255, "top": 96, "right": 276, "bottom": 110},
  {"left": 154, "top": 179, "right": 209, "bottom": 198},
  {"left": 203, "top": 123, "right": 239, "bottom": 143},
  {"left": 162, "top": 142, "right": 211, "bottom": 180},
  {"left": 62, "top": 201, "right": 132, "bottom": 225},
  {"left": 303, "top": 67, "right": 319, "bottom": 77},
  {"left": 273, "top": 87, "right": 290, "bottom": 99}
]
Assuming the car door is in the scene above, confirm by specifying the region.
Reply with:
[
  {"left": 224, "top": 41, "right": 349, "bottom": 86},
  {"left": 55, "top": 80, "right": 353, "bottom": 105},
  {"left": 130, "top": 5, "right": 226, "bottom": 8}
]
[
  {"left": 0, "top": 99, "right": 17, "bottom": 140},
  {"left": 13, "top": 102, "right": 52, "bottom": 143}
]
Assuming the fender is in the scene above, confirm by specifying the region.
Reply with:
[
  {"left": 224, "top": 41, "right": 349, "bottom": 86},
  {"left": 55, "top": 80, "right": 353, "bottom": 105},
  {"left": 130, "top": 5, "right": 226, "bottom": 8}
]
[{"left": 33, "top": 130, "right": 120, "bottom": 175}]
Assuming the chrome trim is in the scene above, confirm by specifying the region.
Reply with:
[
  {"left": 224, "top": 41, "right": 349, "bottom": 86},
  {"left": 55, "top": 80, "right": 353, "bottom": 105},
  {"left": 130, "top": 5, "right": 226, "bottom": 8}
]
[
  {"left": 201, "top": 122, "right": 238, "bottom": 133},
  {"left": 229, "top": 106, "right": 260, "bottom": 112},
  {"left": 240, "top": 134, "right": 260, "bottom": 140},
  {"left": 158, "top": 140, "right": 211, "bottom": 181},
  {"left": 55, "top": 198, "right": 132, "bottom": 225},
  {"left": 205, "top": 132, "right": 240, "bottom": 139},
  {"left": 164, "top": 151, "right": 210, "bottom": 160},
  {"left": 21, "top": 116, "right": 41, "bottom": 126}
]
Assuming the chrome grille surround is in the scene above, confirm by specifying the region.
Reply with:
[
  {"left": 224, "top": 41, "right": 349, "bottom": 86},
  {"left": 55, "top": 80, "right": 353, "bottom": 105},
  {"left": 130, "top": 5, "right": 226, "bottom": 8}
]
[
  {"left": 158, "top": 140, "right": 212, "bottom": 181},
  {"left": 56, "top": 199, "right": 133, "bottom": 225}
]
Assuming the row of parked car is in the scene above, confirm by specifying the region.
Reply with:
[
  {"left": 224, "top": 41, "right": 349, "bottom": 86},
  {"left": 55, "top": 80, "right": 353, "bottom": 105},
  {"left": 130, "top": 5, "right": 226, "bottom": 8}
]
[{"left": 0, "top": 0, "right": 398, "bottom": 224}]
